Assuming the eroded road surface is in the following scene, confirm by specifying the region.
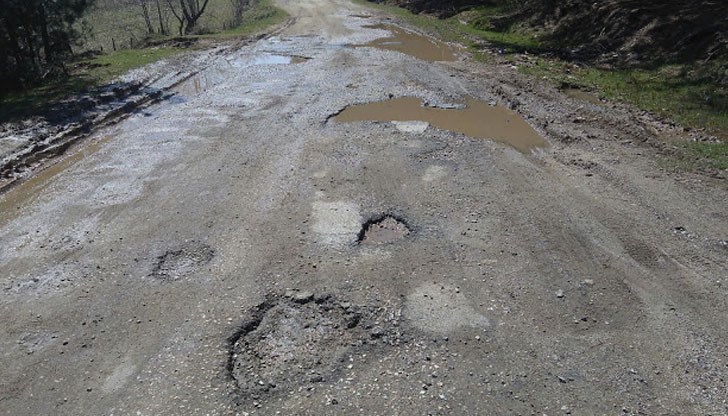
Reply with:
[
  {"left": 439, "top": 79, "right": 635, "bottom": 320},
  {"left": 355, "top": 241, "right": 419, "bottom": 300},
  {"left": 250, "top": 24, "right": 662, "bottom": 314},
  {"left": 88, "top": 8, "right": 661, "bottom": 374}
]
[{"left": 2, "top": 0, "right": 728, "bottom": 415}]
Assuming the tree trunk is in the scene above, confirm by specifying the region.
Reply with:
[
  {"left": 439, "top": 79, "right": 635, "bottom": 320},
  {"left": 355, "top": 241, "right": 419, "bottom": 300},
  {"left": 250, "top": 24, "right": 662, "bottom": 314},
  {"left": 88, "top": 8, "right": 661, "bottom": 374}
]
[
  {"left": 140, "top": 0, "right": 155, "bottom": 34},
  {"left": 37, "top": 3, "right": 54, "bottom": 66},
  {"left": 166, "top": 0, "right": 186, "bottom": 35},
  {"left": 156, "top": 0, "right": 167, "bottom": 35}
]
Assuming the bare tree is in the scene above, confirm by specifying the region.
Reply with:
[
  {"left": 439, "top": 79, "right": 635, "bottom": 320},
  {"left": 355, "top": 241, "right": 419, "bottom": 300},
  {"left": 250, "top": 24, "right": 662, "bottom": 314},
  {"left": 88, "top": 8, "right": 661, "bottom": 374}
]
[
  {"left": 139, "top": 0, "right": 154, "bottom": 34},
  {"left": 155, "top": 0, "right": 167, "bottom": 35},
  {"left": 230, "top": 0, "right": 252, "bottom": 28},
  {"left": 166, "top": 0, "right": 211, "bottom": 35}
]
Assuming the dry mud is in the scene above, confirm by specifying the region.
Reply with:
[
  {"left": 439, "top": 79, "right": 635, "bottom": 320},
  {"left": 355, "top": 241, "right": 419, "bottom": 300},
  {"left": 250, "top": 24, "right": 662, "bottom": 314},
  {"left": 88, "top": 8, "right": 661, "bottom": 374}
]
[{"left": 0, "top": 0, "right": 727, "bottom": 415}]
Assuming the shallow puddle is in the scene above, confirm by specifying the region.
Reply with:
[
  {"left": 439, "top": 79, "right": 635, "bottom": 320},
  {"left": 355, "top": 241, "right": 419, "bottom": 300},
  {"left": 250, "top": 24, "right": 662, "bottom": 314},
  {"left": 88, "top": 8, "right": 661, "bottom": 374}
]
[
  {"left": 231, "top": 53, "right": 308, "bottom": 68},
  {"left": 0, "top": 137, "right": 108, "bottom": 226},
  {"left": 359, "top": 24, "right": 457, "bottom": 62},
  {"left": 563, "top": 88, "right": 602, "bottom": 106},
  {"left": 333, "top": 97, "right": 546, "bottom": 152},
  {"left": 176, "top": 54, "right": 307, "bottom": 96}
]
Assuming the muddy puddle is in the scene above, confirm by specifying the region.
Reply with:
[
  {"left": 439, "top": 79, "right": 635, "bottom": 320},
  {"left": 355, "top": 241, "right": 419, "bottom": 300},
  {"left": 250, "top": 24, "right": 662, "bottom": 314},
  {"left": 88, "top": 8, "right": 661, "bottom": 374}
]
[
  {"left": 0, "top": 137, "right": 109, "bottom": 227},
  {"left": 175, "top": 54, "right": 308, "bottom": 96},
  {"left": 333, "top": 97, "right": 546, "bottom": 152},
  {"left": 562, "top": 88, "right": 602, "bottom": 106},
  {"left": 358, "top": 24, "right": 457, "bottom": 62},
  {"left": 230, "top": 53, "right": 308, "bottom": 68}
]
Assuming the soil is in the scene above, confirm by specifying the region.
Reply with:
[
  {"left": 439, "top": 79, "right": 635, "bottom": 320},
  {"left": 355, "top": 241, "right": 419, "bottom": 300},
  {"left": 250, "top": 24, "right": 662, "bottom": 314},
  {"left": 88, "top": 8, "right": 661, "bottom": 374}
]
[{"left": 0, "top": 0, "right": 727, "bottom": 415}]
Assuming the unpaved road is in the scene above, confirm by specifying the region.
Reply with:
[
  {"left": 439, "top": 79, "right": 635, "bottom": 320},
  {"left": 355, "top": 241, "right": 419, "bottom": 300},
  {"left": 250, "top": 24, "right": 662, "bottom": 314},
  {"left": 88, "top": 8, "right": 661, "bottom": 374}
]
[{"left": 1, "top": 1, "right": 728, "bottom": 415}]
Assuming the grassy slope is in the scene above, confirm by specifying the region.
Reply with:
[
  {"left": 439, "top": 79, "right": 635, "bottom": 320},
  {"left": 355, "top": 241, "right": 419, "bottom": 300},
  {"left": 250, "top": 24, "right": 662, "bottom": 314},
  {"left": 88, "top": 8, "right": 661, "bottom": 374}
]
[
  {"left": 1, "top": 0, "right": 287, "bottom": 123},
  {"left": 355, "top": 0, "right": 728, "bottom": 173}
]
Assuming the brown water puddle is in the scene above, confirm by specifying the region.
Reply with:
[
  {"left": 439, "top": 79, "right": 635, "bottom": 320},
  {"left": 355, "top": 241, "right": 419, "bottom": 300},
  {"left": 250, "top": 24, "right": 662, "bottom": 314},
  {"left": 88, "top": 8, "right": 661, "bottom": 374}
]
[
  {"left": 359, "top": 24, "right": 457, "bottom": 62},
  {"left": 333, "top": 97, "right": 546, "bottom": 152},
  {"left": 0, "top": 137, "right": 109, "bottom": 227},
  {"left": 563, "top": 88, "right": 602, "bottom": 106}
]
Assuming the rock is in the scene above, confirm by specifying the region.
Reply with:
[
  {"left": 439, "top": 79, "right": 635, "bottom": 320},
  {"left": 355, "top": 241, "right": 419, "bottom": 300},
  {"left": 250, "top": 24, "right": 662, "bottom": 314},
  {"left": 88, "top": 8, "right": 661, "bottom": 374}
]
[
  {"left": 370, "top": 326, "right": 384, "bottom": 338},
  {"left": 293, "top": 291, "right": 314, "bottom": 303},
  {"left": 392, "top": 121, "right": 429, "bottom": 134},
  {"left": 556, "top": 289, "right": 565, "bottom": 298}
]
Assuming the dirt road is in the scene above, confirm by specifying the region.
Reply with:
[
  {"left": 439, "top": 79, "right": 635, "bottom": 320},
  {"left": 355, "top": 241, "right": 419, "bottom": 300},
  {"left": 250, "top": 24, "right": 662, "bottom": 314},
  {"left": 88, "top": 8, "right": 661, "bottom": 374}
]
[{"left": 1, "top": 1, "right": 727, "bottom": 415}]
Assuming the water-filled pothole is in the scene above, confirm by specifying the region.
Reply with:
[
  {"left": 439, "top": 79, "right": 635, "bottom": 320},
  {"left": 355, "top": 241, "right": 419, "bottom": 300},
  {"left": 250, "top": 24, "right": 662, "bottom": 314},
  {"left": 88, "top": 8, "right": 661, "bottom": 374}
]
[
  {"left": 357, "top": 24, "right": 457, "bottom": 62},
  {"left": 358, "top": 214, "right": 411, "bottom": 245},
  {"left": 230, "top": 53, "right": 309, "bottom": 68},
  {"left": 332, "top": 96, "right": 547, "bottom": 152},
  {"left": 227, "top": 293, "right": 401, "bottom": 405},
  {"left": 151, "top": 242, "right": 214, "bottom": 281},
  {"left": 174, "top": 54, "right": 308, "bottom": 96}
]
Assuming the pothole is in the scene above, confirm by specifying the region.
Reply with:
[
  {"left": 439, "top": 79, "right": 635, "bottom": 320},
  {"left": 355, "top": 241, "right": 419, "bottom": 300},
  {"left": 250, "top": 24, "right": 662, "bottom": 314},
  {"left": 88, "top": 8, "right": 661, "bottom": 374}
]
[
  {"left": 229, "top": 53, "right": 309, "bottom": 68},
  {"left": 331, "top": 96, "right": 547, "bottom": 153},
  {"left": 357, "top": 214, "right": 411, "bottom": 245},
  {"left": 356, "top": 24, "right": 457, "bottom": 62},
  {"left": 151, "top": 242, "right": 214, "bottom": 281},
  {"left": 227, "top": 292, "right": 402, "bottom": 405}
]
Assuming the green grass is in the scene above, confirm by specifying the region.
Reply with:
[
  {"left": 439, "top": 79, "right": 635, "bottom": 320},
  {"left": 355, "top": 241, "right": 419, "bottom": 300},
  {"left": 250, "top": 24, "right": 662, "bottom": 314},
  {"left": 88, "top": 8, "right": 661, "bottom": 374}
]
[
  {"left": 204, "top": 0, "right": 288, "bottom": 38},
  {"left": 521, "top": 59, "right": 728, "bottom": 134},
  {"left": 352, "top": 0, "right": 540, "bottom": 52},
  {"left": 684, "top": 142, "right": 728, "bottom": 170},
  {"left": 84, "top": 47, "right": 182, "bottom": 80}
]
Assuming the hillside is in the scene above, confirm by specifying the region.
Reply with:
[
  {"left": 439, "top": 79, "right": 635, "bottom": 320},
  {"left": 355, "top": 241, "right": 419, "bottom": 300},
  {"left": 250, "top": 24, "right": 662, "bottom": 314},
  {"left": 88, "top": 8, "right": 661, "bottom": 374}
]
[{"left": 373, "top": 0, "right": 728, "bottom": 67}]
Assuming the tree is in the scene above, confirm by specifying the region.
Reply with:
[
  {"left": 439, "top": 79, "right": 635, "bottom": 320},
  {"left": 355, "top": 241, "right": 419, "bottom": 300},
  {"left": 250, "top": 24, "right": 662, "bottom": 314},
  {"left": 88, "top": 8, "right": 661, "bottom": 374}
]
[
  {"left": 166, "top": 0, "right": 210, "bottom": 35},
  {"left": 137, "top": 0, "right": 169, "bottom": 35},
  {"left": 230, "top": 0, "right": 252, "bottom": 28},
  {"left": 139, "top": 0, "right": 154, "bottom": 34},
  {"left": 0, "top": 0, "right": 95, "bottom": 92}
]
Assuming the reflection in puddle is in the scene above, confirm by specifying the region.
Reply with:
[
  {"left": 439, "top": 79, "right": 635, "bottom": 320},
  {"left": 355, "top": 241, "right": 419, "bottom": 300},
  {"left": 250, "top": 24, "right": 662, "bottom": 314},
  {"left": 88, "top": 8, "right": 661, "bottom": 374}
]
[
  {"left": 175, "top": 53, "right": 307, "bottom": 96},
  {"left": 359, "top": 24, "right": 457, "bottom": 62},
  {"left": 563, "top": 88, "right": 602, "bottom": 105},
  {"left": 333, "top": 97, "right": 546, "bottom": 152},
  {"left": 230, "top": 53, "right": 308, "bottom": 68},
  {"left": 0, "top": 137, "right": 110, "bottom": 226}
]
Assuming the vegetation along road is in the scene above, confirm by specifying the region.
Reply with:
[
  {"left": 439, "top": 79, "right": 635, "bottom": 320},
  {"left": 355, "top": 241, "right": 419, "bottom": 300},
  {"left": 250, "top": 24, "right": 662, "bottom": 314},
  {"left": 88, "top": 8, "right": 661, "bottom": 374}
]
[{"left": 1, "top": 0, "right": 727, "bottom": 414}]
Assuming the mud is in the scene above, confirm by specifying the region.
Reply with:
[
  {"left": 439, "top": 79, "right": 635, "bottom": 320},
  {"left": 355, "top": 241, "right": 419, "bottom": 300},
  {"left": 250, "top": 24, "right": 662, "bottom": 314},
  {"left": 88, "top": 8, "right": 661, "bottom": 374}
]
[
  {"left": 358, "top": 24, "right": 457, "bottom": 62},
  {"left": 0, "top": 136, "right": 109, "bottom": 227},
  {"left": 563, "top": 88, "right": 603, "bottom": 105},
  {"left": 333, "top": 96, "right": 547, "bottom": 152},
  {"left": 357, "top": 214, "right": 411, "bottom": 244}
]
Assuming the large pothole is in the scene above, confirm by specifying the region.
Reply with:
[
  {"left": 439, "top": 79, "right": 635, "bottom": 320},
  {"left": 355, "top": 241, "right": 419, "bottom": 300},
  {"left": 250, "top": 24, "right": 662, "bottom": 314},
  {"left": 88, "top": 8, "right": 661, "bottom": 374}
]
[
  {"left": 150, "top": 241, "right": 214, "bottom": 281},
  {"left": 330, "top": 96, "right": 547, "bottom": 152},
  {"left": 357, "top": 214, "right": 411, "bottom": 245},
  {"left": 227, "top": 292, "right": 402, "bottom": 405}
]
